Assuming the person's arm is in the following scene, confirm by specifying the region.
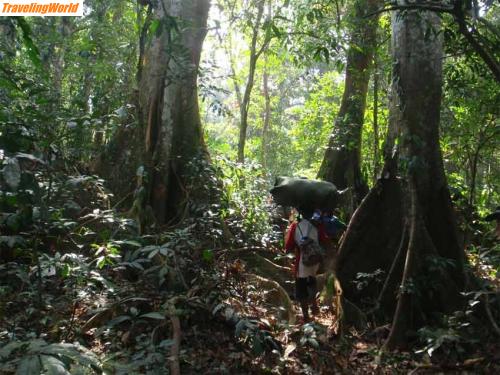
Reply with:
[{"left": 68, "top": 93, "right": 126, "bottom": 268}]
[
  {"left": 285, "top": 222, "right": 299, "bottom": 277},
  {"left": 284, "top": 222, "right": 297, "bottom": 252}
]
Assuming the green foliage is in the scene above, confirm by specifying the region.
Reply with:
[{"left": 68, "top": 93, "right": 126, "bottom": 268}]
[
  {"left": 0, "top": 339, "right": 101, "bottom": 374},
  {"left": 299, "top": 323, "right": 321, "bottom": 349},
  {"left": 235, "top": 318, "right": 281, "bottom": 355},
  {"left": 0, "top": 0, "right": 498, "bottom": 372},
  {"left": 0, "top": 0, "right": 139, "bottom": 165},
  {"left": 213, "top": 156, "right": 275, "bottom": 245},
  {"left": 415, "top": 287, "right": 497, "bottom": 361},
  {"left": 441, "top": 9, "right": 500, "bottom": 211},
  {"left": 353, "top": 268, "right": 385, "bottom": 292},
  {"left": 14, "top": 18, "right": 43, "bottom": 71}
]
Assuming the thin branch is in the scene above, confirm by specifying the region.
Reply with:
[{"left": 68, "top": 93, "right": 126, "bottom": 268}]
[
  {"left": 364, "top": 3, "right": 500, "bottom": 82},
  {"left": 477, "top": 16, "right": 500, "bottom": 40},
  {"left": 458, "top": 18, "right": 500, "bottom": 82},
  {"left": 334, "top": 0, "right": 341, "bottom": 30},
  {"left": 365, "top": 3, "right": 454, "bottom": 19}
]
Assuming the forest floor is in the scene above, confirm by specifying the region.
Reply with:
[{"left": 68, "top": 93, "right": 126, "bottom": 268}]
[{"left": 1, "top": 176, "right": 499, "bottom": 374}]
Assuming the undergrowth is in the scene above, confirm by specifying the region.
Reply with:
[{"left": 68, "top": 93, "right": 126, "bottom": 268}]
[{"left": 1, "top": 151, "right": 499, "bottom": 374}]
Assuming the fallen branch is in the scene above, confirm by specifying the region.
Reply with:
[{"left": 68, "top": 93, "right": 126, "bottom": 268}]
[
  {"left": 257, "top": 255, "right": 291, "bottom": 273},
  {"left": 169, "top": 313, "right": 182, "bottom": 375},
  {"left": 216, "top": 246, "right": 271, "bottom": 258}
]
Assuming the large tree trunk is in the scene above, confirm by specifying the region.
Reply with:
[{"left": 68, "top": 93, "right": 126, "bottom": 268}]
[
  {"left": 335, "top": 6, "right": 468, "bottom": 349},
  {"left": 96, "top": 0, "right": 211, "bottom": 225},
  {"left": 317, "top": 0, "right": 380, "bottom": 213},
  {"left": 138, "top": 0, "right": 211, "bottom": 224}
]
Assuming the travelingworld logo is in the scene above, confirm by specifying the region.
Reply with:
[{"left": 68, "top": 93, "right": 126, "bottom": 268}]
[{"left": 1, "top": 0, "right": 83, "bottom": 16}]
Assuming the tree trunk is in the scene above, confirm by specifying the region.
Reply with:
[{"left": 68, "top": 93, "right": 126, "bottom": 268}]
[
  {"left": 372, "top": 57, "right": 380, "bottom": 184},
  {"left": 335, "top": 5, "right": 468, "bottom": 349},
  {"left": 225, "top": 34, "right": 243, "bottom": 110},
  {"left": 237, "top": 0, "right": 268, "bottom": 163},
  {"left": 261, "top": 56, "right": 271, "bottom": 169},
  {"left": 52, "top": 17, "right": 72, "bottom": 103},
  {"left": 138, "top": 0, "right": 211, "bottom": 224},
  {"left": 317, "top": 0, "right": 380, "bottom": 213},
  {"left": 468, "top": 147, "right": 480, "bottom": 207},
  {"left": 97, "top": 0, "right": 211, "bottom": 224}
]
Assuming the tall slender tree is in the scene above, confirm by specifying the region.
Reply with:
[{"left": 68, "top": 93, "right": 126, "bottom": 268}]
[
  {"left": 261, "top": 54, "right": 271, "bottom": 169},
  {"left": 237, "top": 0, "right": 271, "bottom": 163},
  {"left": 317, "top": 0, "right": 381, "bottom": 214}
]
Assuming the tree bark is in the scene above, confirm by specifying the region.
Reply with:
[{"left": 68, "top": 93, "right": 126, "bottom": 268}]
[
  {"left": 335, "top": 4, "right": 468, "bottom": 349},
  {"left": 237, "top": 0, "right": 270, "bottom": 163},
  {"left": 225, "top": 34, "right": 243, "bottom": 110},
  {"left": 261, "top": 55, "right": 271, "bottom": 169},
  {"left": 97, "top": 0, "right": 211, "bottom": 224},
  {"left": 317, "top": 0, "right": 381, "bottom": 213},
  {"left": 372, "top": 57, "right": 380, "bottom": 184},
  {"left": 137, "top": 0, "right": 211, "bottom": 224}
]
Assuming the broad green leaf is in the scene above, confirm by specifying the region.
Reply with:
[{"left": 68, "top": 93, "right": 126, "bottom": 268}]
[
  {"left": 148, "top": 249, "right": 159, "bottom": 259},
  {"left": 15, "top": 153, "right": 45, "bottom": 165},
  {"left": 40, "top": 355, "right": 70, "bottom": 375},
  {"left": 140, "top": 312, "right": 165, "bottom": 320},
  {"left": 42, "top": 343, "right": 100, "bottom": 370},
  {"left": 159, "top": 247, "right": 171, "bottom": 256},
  {"left": 0, "top": 341, "right": 24, "bottom": 360},
  {"left": 27, "top": 339, "right": 47, "bottom": 352},
  {"left": 3, "top": 158, "right": 21, "bottom": 190},
  {"left": 16, "top": 355, "right": 41, "bottom": 375},
  {"left": 106, "top": 315, "right": 131, "bottom": 327},
  {"left": 149, "top": 20, "right": 161, "bottom": 36},
  {"left": 42, "top": 344, "right": 80, "bottom": 358},
  {"left": 14, "top": 18, "right": 43, "bottom": 71},
  {"left": 235, "top": 319, "right": 248, "bottom": 337}
]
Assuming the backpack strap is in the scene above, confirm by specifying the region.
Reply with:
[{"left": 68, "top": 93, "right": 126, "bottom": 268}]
[{"left": 297, "top": 220, "right": 312, "bottom": 239}]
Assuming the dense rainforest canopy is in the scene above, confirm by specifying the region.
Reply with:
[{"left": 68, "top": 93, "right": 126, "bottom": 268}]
[{"left": 0, "top": 0, "right": 499, "bottom": 373}]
